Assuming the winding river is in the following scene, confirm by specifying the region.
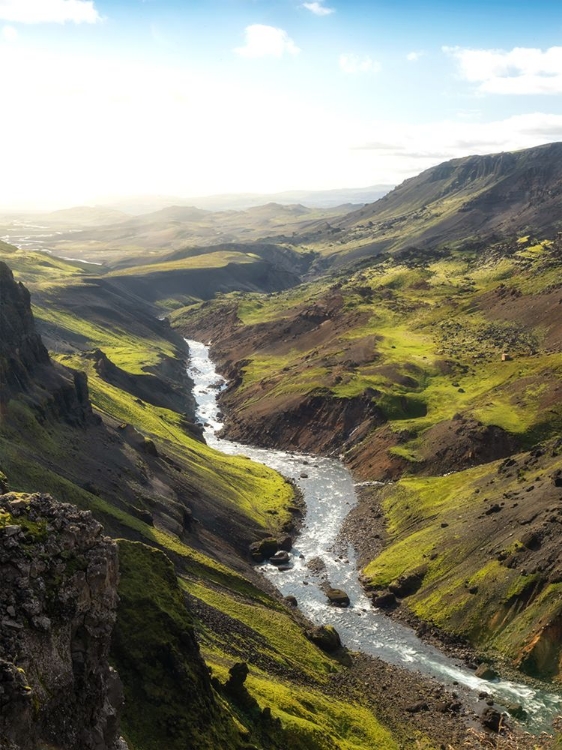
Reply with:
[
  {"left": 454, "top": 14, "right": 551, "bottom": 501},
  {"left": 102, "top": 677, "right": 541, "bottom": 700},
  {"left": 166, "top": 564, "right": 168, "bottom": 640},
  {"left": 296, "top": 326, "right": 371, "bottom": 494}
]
[{"left": 186, "top": 338, "right": 562, "bottom": 732}]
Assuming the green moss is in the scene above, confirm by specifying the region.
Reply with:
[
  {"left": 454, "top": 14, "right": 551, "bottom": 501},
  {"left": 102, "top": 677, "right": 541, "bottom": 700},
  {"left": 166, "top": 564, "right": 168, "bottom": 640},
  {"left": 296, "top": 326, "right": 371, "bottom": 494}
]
[
  {"left": 0, "top": 507, "right": 48, "bottom": 542},
  {"left": 112, "top": 540, "right": 243, "bottom": 750},
  {"left": 182, "top": 579, "right": 337, "bottom": 680},
  {"left": 246, "top": 675, "right": 400, "bottom": 750},
  {"left": 176, "top": 245, "right": 562, "bottom": 463}
]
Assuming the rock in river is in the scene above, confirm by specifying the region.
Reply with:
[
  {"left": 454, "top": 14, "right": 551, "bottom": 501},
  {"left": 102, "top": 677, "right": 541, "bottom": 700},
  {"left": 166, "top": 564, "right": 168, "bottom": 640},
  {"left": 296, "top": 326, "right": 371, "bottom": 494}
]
[
  {"left": 326, "top": 587, "right": 350, "bottom": 607},
  {"left": 269, "top": 550, "right": 290, "bottom": 566}
]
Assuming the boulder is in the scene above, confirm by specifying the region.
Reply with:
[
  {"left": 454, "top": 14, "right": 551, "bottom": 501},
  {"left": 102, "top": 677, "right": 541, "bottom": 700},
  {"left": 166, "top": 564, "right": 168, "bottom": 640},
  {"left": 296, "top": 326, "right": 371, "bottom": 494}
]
[
  {"left": 506, "top": 703, "right": 526, "bottom": 720},
  {"left": 257, "top": 538, "right": 279, "bottom": 558},
  {"left": 475, "top": 663, "right": 499, "bottom": 681},
  {"left": 277, "top": 534, "right": 293, "bottom": 552},
  {"left": 372, "top": 591, "right": 397, "bottom": 609},
  {"left": 306, "top": 556, "right": 327, "bottom": 575},
  {"left": 480, "top": 706, "right": 503, "bottom": 732},
  {"left": 305, "top": 625, "right": 341, "bottom": 653},
  {"left": 269, "top": 551, "right": 290, "bottom": 566},
  {"left": 326, "top": 588, "right": 350, "bottom": 607},
  {"left": 284, "top": 595, "right": 298, "bottom": 608},
  {"left": 520, "top": 531, "right": 540, "bottom": 550},
  {"left": 249, "top": 537, "right": 279, "bottom": 562},
  {"left": 388, "top": 566, "right": 427, "bottom": 598},
  {"left": 249, "top": 543, "right": 264, "bottom": 563}
]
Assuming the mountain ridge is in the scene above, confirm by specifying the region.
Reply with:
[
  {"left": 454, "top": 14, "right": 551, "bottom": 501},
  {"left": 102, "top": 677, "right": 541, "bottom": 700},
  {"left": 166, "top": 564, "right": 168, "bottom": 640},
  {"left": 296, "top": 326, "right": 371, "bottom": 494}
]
[{"left": 308, "top": 142, "right": 562, "bottom": 266}]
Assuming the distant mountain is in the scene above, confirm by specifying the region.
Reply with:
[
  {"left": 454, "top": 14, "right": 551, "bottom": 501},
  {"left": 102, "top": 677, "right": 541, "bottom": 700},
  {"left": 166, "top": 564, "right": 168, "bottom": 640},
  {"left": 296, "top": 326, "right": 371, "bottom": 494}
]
[
  {"left": 93, "top": 194, "right": 191, "bottom": 215},
  {"left": 121, "top": 204, "right": 211, "bottom": 226},
  {"left": 44, "top": 201, "right": 358, "bottom": 263},
  {"left": 43, "top": 205, "right": 130, "bottom": 226},
  {"left": 97, "top": 185, "right": 392, "bottom": 214},
  {"left": 182, "top": 186, "right": 393, "bottom": 211},
  {"left": 329, "top": 142, "right": 562, "bottom": 260}
]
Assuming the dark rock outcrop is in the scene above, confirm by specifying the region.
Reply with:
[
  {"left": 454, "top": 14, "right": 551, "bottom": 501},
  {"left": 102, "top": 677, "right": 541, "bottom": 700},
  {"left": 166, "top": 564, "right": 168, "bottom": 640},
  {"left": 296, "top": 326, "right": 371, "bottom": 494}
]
[
  {"left": 0, "top": 492, "right": 124, "bottom": 750},
  {"left": 305, "top": 625, "right": 342, "bottom": 652},
  {"left": 372, "top": 591, "right": 398, "bottom": 609},
  {"left": 0, "top": 262, "right": 50, "bottom": 396},
  {"left": 269, "top": 550, "right": 290, "bottom": 566},
  {"left": 475, "top": 663, "right": 499, "bottom": 681},
  {"left": 223, "top": 388, "right": 385, "bottom": 455},
  {"left": 0, "top": 262, "right": 94, "bottom": 426},
  {"left": 388, "top": 566, "right": 427, "bottom": 598},
  {"left": 480, "top": 706, "right": 504, "bottom": 732}
]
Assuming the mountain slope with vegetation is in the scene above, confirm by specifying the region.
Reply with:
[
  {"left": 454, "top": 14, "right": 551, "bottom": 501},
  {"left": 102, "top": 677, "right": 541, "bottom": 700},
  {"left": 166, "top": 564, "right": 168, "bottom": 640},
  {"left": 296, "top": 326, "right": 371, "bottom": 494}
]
[
  {"left": 4, "top": 142, "right": 562, "bottom": 747},
  {"left": 172, "top": 231, "right": 562, "bottom": 679},
  {"left": 303, "top": 142, "right": 562, "bottom": 267},
  {"left": 0, "top": 243, "right": 484, "bottom": 749}
]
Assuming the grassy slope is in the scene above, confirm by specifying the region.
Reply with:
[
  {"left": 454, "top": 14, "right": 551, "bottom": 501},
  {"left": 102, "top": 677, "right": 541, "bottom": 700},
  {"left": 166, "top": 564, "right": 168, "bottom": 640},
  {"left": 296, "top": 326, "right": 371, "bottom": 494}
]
[
  {"left": 171, "top": 236, "right": 562, "bottom": 676},
  {"left": 363, "top": 445, "right": 562, "bottom": 678},
  {"left": 173, "top": 238, "right": 562, "bottom": 452},
  {"left": 0, "top": 245, "right": 428, "bottom": 749},
  {"left": 0, "top": 245, "right": 294, "bottom": 534}
]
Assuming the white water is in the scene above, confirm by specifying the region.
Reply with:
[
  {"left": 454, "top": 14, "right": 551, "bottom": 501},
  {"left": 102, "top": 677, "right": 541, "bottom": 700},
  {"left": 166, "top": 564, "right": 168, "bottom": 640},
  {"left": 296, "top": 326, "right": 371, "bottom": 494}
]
[{"left": 186, "top": 338, "right": 562, "bottom": 730}]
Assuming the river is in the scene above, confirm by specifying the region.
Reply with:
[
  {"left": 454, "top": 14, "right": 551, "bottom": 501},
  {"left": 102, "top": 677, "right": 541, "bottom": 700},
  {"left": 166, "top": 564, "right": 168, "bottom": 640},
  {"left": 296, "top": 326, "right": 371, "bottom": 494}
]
[
  {"left": 186, "top": 338, "right": 562, "bottom": 732},
  {"left": 1, "top": 223, "right": 102, "bottom": 265}
]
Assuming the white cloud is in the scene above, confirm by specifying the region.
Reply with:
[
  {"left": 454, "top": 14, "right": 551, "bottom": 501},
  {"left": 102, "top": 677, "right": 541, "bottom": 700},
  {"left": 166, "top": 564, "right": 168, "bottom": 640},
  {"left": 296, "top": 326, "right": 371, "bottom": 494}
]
[
  {"left": 235, "top": 25, "right": 300, "bottom": 59},
  {"left": 444, "top": 45, "right": 562, "bottom": 94},
  {"left": 302, "top": 1, "right": 335, "bottom": 16},
  {"left": 339, "top": 54, "right": 381, "bottom": 74},
  {"left": 1, "top": 24, "right": 17, "bottom": 40},
  {"left": 0, "top": 0, "right": 100, "bottom": 24},
  {"left": 406, "top": 51, "right": 423, "bottom": 62}
]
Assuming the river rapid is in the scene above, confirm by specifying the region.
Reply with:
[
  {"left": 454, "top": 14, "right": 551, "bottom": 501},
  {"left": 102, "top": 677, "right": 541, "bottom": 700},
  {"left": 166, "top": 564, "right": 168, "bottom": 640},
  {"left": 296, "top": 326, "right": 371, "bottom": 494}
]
[{"left": 186, "top": 338, "right": 562, "bottom": 732}]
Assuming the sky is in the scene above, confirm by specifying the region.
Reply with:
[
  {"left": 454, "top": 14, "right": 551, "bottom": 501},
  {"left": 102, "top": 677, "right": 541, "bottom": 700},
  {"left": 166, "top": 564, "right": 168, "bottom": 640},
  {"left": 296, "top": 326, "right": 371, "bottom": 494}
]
[{"left": 1, "top": 0, "right": 562, "bottom": 209}]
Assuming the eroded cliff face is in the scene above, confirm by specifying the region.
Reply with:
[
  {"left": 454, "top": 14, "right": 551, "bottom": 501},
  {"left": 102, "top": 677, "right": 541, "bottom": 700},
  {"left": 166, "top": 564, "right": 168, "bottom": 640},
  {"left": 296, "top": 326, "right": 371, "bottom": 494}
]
[
  {"left": 0, "top": 492, "right": 124, "bottom": 750},
  {"left": 0, "top": 261, "right": 94, "bottom": 425}
]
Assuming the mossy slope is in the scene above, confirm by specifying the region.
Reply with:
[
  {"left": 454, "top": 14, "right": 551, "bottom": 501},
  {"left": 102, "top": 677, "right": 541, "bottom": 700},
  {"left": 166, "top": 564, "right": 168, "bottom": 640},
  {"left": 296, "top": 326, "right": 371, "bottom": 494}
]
[
  {"left": 363, "top": 442, "right": 562, "bottom": 678},
  {"left": 172, "top": 237, "right": 562, "bottom": 476},
  {"left": 171, "top": 235, "right": 562, "bottom": 679}
]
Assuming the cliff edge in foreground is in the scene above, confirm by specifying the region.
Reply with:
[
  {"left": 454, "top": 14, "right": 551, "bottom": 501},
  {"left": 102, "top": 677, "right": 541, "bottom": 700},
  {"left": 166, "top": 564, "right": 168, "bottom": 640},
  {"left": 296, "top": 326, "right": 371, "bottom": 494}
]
[{"left": 0, "top": 492, "right": 125, "bottom": 750}]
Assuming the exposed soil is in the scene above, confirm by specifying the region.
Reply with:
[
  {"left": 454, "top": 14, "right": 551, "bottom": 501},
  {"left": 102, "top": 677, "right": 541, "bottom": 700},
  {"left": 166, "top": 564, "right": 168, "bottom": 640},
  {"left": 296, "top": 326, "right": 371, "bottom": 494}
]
[{"left": 477, "top": 282, "right": 562, "bottom": 352}]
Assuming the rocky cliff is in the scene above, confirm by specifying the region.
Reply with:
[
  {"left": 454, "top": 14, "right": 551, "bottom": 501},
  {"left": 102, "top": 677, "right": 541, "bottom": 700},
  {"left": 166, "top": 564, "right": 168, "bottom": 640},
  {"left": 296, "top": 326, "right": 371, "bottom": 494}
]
[
  {"left": 0, "top": 492, "right": 125, "bottom": 750},
  {"left": 0, "top": 261, "right": 50, "bottom": 394},
  {"left": 0, "top": 261, "right": 94, "bottom": 426}
]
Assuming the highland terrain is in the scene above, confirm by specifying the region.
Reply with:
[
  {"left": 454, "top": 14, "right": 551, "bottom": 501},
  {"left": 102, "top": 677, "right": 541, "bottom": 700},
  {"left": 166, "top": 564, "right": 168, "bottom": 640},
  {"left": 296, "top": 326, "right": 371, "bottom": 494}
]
[{"left": 2, "top": 143, "right": 562, "bottom": 749}]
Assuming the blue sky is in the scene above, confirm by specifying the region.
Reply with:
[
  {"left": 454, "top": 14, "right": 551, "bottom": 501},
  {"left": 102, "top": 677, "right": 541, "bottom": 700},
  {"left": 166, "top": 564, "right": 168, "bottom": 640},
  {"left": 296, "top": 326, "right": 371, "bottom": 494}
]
[{"left": 1, "top": 0, "right": 562, "bottom": 209}]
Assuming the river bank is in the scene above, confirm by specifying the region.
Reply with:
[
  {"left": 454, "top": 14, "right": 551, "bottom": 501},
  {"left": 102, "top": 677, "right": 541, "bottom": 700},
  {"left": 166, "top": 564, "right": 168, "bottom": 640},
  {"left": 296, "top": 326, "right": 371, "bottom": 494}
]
[{"left": 185, "top": 338, "right": 562, "bottom": 742}]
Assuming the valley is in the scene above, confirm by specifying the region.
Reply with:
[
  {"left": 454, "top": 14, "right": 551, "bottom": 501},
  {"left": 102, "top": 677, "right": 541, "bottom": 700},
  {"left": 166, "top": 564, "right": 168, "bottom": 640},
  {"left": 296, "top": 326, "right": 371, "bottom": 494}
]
[{"left": 2, "top": 143, "right": 562, "bottom": 749}]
